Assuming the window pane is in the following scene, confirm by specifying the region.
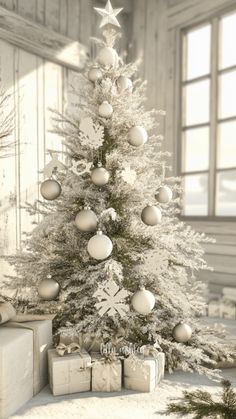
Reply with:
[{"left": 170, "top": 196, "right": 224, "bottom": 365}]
[
  {"left": 182, "top": 127, "right": 209, "bottom": 172},
  {"left": 219, "top": 71, "right": 236, "bottom": 119},
  {"left": 216, "top": 170, "right": 236, "bottom": 215},
  {"left": 184, "top": 24, "right": 211, "bottom": 80},
  {"left": 182, "top": 174, "right": 208, "bottom": 215},
  {"left": 183, "top": 80, "right": 210, "bottom": 126},
  {"left": 220, "top": 12, "right": 236, "bottom": 69},
  {"left": 218, "top": 121, "right": 236, "bottom": 169}
]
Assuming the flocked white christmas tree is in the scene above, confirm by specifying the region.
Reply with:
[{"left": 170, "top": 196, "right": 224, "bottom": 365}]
[{"left": 2, "top": 0, "right": 232, "bottom": 377}]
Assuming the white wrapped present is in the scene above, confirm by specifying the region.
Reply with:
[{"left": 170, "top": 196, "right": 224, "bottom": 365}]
[
  {"left": 0, "top": 327, "right": 33, "bottom": 419},
  {"left": 48, "top": 347, "right": 91, "bottom": 396},
  {"left": 208, "top": 299, "right": 221, "bottom": 318},
  {"left": 91, "top": 355, "right": 122, "bottom": 392},
  {"left": 220, "top": 299, "right": 236, "bottom": 320}
]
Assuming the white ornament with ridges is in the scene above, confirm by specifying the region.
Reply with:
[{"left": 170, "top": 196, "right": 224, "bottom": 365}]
[
  {"left": 173, "top": 322, "right": 192, "bottom": 343},
  {"left": 97, "top": 47, "right": 118, "bottom": 68},
  {"left": 141, "top": 205, "right": 162, "bottom": 226},
  {"left": 117, "top": 76, "right": 133, "bottom": 93},
  {"left": 128, "top": 126, "right": 148, "bottom": 147},
  {"left": 38, "top": 276, "right": 60, "bottom": 300},
  {"left": 155, "top": 186, "right": 173, "bottom": 204},
  {"left": 75, "top": 207, "right": 98, "bottom": 232},
  {"left": 79, "top": 117, "right": 104, "bottom": 149},
  {"left": 131, "top": 287, "right": 155, "bottom": 315},
  {"left": 88, "top": 67, "right": 103, "bottom": 82},
  {"left": 91, "top": 166, "right": 110, "bottom": 186},
  {"left": 40, "top": 179, "right": 61, "bottom": 200},
  {"left": 87, "top": 230, "right": 113, "bottom": 260},
  {"left": 98, "top": 101, "right": 113, "bottom": 118}
]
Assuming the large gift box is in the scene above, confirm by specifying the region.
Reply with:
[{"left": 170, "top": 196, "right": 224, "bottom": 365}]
[
  {"left": 91, "top": 355, "right": 122, "bottom": 392},
  {"left": 48, "top": 348, "right": 92, "bottom": 396},
  {"left": 124, "top": 351, "right": 165, "bottom": 392}
]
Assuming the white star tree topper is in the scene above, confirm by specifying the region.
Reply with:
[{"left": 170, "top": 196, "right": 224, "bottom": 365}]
[{"left": 94, "top": 0, "right": 123, "bottom": 29}]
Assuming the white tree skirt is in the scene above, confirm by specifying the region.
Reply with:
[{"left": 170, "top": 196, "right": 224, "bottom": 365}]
[{"left": 11, "top": 368, "right": 236, "bottom": 419}]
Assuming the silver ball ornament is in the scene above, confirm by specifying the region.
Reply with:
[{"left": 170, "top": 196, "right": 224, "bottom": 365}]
[
  {"left": 173, "top": 322, "right": 192, "bottom": 343},
  {"left": 128, "top": 126, "right": 148, "bottom": 147},
  {"left": 40, "top": 179, "right": 61, "bottom": 200},
  {"left": 91, "top": 166, "right": 110, "bottom": 186},
  {"left": 75, "top": 207, "right": 98, "bottom": 232},
  {"left": 98, "top": 101, "right": 113, "bottom": 118},
  {"left": 131, "top": 287, "right": 155, "bottom": 315},
  {"left": 38, "top": 276, "right": 60, "bottom": 300},
  {"left": 87, "top": 230, "right": 113, "bottom": 260},
  {"left": 88, "top": 67, "right": 102, "bottom": 82},
  {"left": 141, "top": 205, "right": 162, "bottom": 226},
  {"left": 97, "top": 47, "right": 118, "bottom": 68},
  {"left": 117, "top": 76, "right": 133, "bottom": 93},
  {"left": 155, "top": 186, "right": 173, "bottom": 204}
]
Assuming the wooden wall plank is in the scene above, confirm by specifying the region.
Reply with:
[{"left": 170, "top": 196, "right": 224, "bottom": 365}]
[
  {"left": 45, "top": 0, "right": 60, "bottom": 32},
  {"left": 17, "top": 0, "right": 36, "bottom": 20}
]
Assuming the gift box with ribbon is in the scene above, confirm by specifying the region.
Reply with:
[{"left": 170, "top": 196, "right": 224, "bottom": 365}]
[
  {"left": 48, "top": 343, "right": 92, "bottom": 396},
  {"left": 91, "top": 353, "right": 122, "bottom": 392}
]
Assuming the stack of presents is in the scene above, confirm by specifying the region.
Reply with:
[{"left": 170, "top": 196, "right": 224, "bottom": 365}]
[
  {"left": 0, "top": 301, "right": 165, "bottom": 418},
  {"left": 208, "top": 287, "right": 236, "bottom": 320}
]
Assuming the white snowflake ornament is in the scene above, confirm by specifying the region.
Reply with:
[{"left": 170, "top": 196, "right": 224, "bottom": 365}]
[
  {"left": 70, "top": 159, "right": 93, "bottom": 177},
  {"left": 120, "top": 165, "right": 136, "bottom": 185},
  {"left": 93, "top": 279, "right": 129, "bottom": 318},
  {"left": 79, "top": 117, "right": 104, "bottom": 149}
]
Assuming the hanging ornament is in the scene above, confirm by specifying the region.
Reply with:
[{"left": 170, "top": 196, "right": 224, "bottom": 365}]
[
  {"left": 141, "top": 205, "right": 162, "bottom": 226},
  {"left": 98, "top": 101, "right": 113, "bottom": 118},
  {"left": 38, "top": 275, "right": 60, "bottom": 300},
  {"left": 88, "top": 66, "right": 103, "bottom": 83},
  {"left": 75, "top": 207, "right": 98, "bottom": 232},
  {"left": 91, "top": 164, "right": 110, "bottom": 186},
  {"left": 40, "top": 179, "right": 61, "bottom": 201},
  {"left": 87, "top": 230, "right": 113, "bottom": 260},
  {"left": 42, "top": 152, "right": 65, "bottom": 178},
  {"left": 120, "top": 165, "right": 136, "bottom": 185},
  {"left": 94, "top": 0, "right": 123, "bottom": 29},
  {"left": 70, "top": 159, "right": 93, "bottom": 177},
  {"left": 79, "top": 117, "right": 104, "bottom": 149},
  {"left": 155, "top": 185, "right": 173, "bottom": 204},
  {"left": 93, "top": 279, "right": 129, "bottom": 318},
  {"left": 173, "top": 322, "right": 192, "bottom": 343},
  {"left": 128, "top": 126, "right": 148, "bottom": 147},
  {"left": 97, "top": 47, "right": 118, "bottom": 68},
  {"left": 117, "top": 76, "right": 133, "bottom": 93},
  {"left": 131, "top": 287, "right": 155, "bottom": 315}
]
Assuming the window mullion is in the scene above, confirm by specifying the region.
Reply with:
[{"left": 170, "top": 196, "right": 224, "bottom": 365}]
[{"left": 208, "top": 17, "right": 219, "bottom": 216}]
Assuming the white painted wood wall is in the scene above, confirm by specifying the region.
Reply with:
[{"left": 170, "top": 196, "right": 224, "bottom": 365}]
[{"left": 132, "top": 0, "right": 236, "bottom": 294}]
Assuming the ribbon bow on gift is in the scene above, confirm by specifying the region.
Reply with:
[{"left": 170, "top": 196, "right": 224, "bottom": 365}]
[
  {"left": 140, "top": 344, "right": 160, "bottom": 358},
  {"left": 56, "top": 342, "right": 82, "bottom": 357}
]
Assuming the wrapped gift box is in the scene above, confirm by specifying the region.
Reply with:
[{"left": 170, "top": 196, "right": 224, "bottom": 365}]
[
  {"left": 0, "top": 327, "right": 33, "bottom": 419},
  {"left": 48, "top": 349, "right": 91, "bottom": 396},
  {"left": 92, "top": 357, "right": 122, "bottom": 392}
]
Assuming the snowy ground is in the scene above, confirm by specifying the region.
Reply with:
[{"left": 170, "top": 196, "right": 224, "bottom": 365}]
[{"left": 11, "top": 368, "right": 236, "bottom": 419}]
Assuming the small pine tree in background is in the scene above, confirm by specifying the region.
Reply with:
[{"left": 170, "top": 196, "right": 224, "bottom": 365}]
[
  {"left": 165, "top": 380, "right": 236, "bottom": 418},
  {"left": 1, "top": 1, "right": 233, "bottom": 377}
]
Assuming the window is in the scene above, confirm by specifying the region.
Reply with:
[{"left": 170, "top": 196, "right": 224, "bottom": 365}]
[{"left": 180, "top": 9, "right": 236, "bottom": 218}]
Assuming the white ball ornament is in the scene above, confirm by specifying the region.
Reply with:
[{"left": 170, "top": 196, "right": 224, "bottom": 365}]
[
  {"left": 117, "top": 76, "right": 133, "bottom": 93},
  {"left": 87, "top": 230, "right": 113, "bottom": 260},
  {"left": 88, "top": 67, "right": 103, "bottom": 83},
  {"left": 155, "top": 185, "right": 173, "bottom": 204},
  {"left": 141, "top": 205, "right": 162, "bottom": 226},
  {"left": 128, "top": 126, "right": 148, "bottom": 147},
  {"left": 97, "top": 47, "right": 118, "bottom": 68},
  {"left": 98, "top": 101, "right": 113, "bottom": 118},
  {"left": 40, "top": 179, "right": 61, "bottom": 200},
  {"left": 91, "top": 165, "right": 110, "bottom": 186},
  {"left": 38, "top": 276, "right": 60, "bottom": 300},
  {"left": 131, "top": 287, "right": 155, "bottom": 315},
  {"left": 75, "top": 207, "right": 98, "bottom": 232},
  {"left": 173, "top": 322, "right": 192, "bottom": 343}
]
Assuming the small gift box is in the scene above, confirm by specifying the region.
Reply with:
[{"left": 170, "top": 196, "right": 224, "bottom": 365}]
[
  {"left": 220, "top": 299, "right": 236, "bottom": 320},
  {"left": 48, "top": 344, "right": 92, "bottom": 396},
  {"left": 91, "top": 354, "right": 122, "bottom": 392},
  {"left": 208, "top": 299, "right": 221, "bottom": 318}
]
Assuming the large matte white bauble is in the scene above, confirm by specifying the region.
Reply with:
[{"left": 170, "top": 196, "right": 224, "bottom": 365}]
[
  {"left": 91, "top": 166, "right": 110, "bottom": 186},
  {"left": 88, "top": 67, "right": 103, "bottom": 82},
  {"left": 117, "top": 76, "right": 133, "bottom": 93},
  {"left": 97, "top": 47, "right": 118, "bottom": 68},
  {"left": 38, "top": 277, "right": 60, "bottom": 300},
  {"left": 75, "top": 208, "right": 98, "bottom": 232},
  {"left": 98, "top": 101, "right": 113, "bottom": 118},
  {"left": 155, "top": 185, "right": 173, "bottom": 204},
  {"left": 141, "top": 205, "right": 162, "bottom": 226},
  {"left": 131, "top": 288, "right": 155, "bottom": 315},
  {"left": 128, "top": 126, "right": 148, "bottom": 147},
  {"left": 173, "top": 322, "right": 192, "bottom": 343},
  {"left": 40, "top": 179, "right": 61, "bottom": 200},
  {"left": 87, "top": 230, "right": 113, "bottom": 260}
]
